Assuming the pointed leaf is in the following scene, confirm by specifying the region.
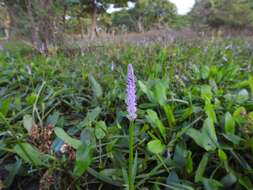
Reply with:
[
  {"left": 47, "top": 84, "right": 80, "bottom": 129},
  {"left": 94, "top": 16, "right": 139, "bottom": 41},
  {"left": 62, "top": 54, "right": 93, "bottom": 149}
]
[{"left": 54, "top": 127, "right": 82, "bottom": 149}]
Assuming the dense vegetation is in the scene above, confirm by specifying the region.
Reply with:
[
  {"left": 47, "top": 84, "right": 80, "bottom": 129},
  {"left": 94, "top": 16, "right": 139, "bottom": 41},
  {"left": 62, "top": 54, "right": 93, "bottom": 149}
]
[
  {"left": 0, "top": 39, "right": 253, "bottom": 189},
  {"left": 191, "top": 0, "right": 253, "bottom": 28}
]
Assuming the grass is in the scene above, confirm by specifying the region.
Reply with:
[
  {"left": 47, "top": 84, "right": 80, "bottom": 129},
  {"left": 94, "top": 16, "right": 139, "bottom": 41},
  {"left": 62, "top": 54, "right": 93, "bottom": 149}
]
[{"left": 0, "top": 39, "right": 253, "bottom": 189}]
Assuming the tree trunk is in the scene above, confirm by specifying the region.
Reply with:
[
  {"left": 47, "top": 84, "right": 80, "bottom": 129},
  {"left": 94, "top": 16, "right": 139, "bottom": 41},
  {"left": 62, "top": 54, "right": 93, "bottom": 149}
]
[
  {"left": 78, "top": 17, "right": 84, "bottom": 39},
  {"left": 62, "top": 5, "right": 67, "bottom": 32},
  {"left": 90, "top": 0, "right": 97, "bottom": 40},
  {"left": 27, "top": 0, "right": 39, "bottom": 48},
  {"left": 5, "top": 2, "right": 18, "bottom": 41},
  {"left": 38, "top": 0, "right": 54, "bottom": 55}
]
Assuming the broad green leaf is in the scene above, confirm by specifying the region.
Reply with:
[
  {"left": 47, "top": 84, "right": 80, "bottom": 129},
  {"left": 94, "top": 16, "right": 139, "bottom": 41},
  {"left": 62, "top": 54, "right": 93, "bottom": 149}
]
[
  {"left": 163, "top": 105, "right": 175, "bottom": 127},
  {"left": 195, "top": 153, "right": 209, "bottom": 182},
  {"left": 186, "top": 151, "right": 193, "bottom": 173},
  {"left": 146, "top": 109, "right": 166, "bottom": 140},
  {"left": 248, "top": 112, "right": 253, "bottom": 121},
  {"left": 186, "top": 118, "right": 218, "bottom": 151},
  {"left": 233, "top": 107, "right": 247, "bottom": 124},
  {"left": 202, "top": 178, "right": 223, "bottom": 190},
  {"left": 138, "top": 80, "right": 168, "bottom": 105},
  {"left": 239, "top": 176, "right": 253, "bottom": 190},
  {"left": 0, "top": 99, "right": 10, "bottom": 117},
  {"left": 200, "top": 65, "right": 210, "bottom": 79},
  {"left": 218, "top": 149, "right": 227, "bottom": 162},
  {"left": 147, "top": 139, "right": 165, "bottom": 154},
  {"left": 26, "top": 93, "right": 36, "bottom": 105},
  {"left": 221, "top": 173, "right": 237, "bottom": 187},
  {"left": 23, "top": 115, "right": 34, "bottom": 132},
  {"left": 204, "top": 101, "right": 217, "bottom": 123},
  {"left": 154, "top": 80, "right": 168, "bottom": 106},
  {"left": 202, "top": 118, "right": 218, "bottom": 146},
  {"left": 138, "top": 80, "right": 155, "bottom": 103},
  {"left": 80, "top": 107, "right": 101, "bottom": 128},
  {"left": 222, "top": 133, "right": 243, "bottom": 145},
  {"left": 236, "top": 89, "right": 249, "bottom": 104},
  {"left": 89, "top": 74, "right": 103, "bottom": 98},
  {"left": 224, "top": 112, "right": 235, "bottom": 134},
  {"left": 47, "top": 111, "right": 60, "bottom": 126},
  {"left": 54, "top": 127, "right": 82, "bottom": 149},
  {"left": 201, "top": 85, "right": 212, "bottom": 102},
  {"left": 4, "top": 159, "right": 22, "bottom": 187},
  {"left": 95, "top": 121, "right": 107, "bottom": 140},
  {"left": 87, "top": 168, "right": 122, "bottom": 187},
  {"left": 173, "top": 143, "right": 188, "bottom": 167},
  {"left": 73, "top": 145, "right": 93, "bottom": 176},
  {"left": 14, "top": 143, "right": 47, "bottom": 166},
  {"left": 80, "top": 127, "right": 96, "bottom": 147}
]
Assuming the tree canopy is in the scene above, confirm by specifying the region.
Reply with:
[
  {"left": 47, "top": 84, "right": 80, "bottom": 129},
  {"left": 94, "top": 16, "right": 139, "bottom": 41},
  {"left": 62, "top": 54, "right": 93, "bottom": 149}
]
[{"left": 191, "top": 0, "right": 253, "bottom": 28}]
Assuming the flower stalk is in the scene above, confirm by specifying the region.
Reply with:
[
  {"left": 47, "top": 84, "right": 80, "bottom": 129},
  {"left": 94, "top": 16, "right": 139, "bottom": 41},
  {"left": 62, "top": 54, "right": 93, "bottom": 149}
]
[{"left": 126, "top": 64, "right": 137, "bottom": 190}]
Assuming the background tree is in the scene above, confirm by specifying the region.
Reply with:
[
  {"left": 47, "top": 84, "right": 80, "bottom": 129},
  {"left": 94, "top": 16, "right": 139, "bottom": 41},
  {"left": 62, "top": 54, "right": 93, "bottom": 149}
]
[
  {"left": 111, "top": 0, "right": 177, "bottom": 32},
  {"left": 191, "top": 0, "right": 253, "bottom": 29}
]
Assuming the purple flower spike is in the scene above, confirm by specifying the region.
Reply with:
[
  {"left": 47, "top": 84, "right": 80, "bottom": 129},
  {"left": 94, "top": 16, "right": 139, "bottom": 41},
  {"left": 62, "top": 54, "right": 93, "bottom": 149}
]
[{"left": 126, "top": 64, "right": 137, "bottom": 121}]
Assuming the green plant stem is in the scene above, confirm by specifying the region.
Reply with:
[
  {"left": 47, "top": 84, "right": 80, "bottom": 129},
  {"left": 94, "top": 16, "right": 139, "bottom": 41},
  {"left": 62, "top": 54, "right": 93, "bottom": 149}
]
[{"left": 128, "top": 121, "right": 135, "bottom": 190}]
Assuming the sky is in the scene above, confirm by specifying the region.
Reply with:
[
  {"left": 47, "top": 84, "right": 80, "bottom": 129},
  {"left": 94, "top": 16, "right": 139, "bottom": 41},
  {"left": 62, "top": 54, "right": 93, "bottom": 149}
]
[
  {"left": 169, "top": 0, "right": 195, "bottom": 15},
  {"left": 107, "top": 0, "right": 196, "bottom": 15}
]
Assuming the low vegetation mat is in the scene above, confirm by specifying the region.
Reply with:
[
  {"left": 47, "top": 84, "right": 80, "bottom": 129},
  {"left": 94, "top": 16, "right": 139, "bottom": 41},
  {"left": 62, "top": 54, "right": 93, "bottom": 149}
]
[{"left": 0, "top": 40, "right": 253, "bottom": 189}]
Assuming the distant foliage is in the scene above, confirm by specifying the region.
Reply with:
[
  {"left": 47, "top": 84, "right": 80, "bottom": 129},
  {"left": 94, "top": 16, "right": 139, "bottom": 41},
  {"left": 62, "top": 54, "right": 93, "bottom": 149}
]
[
  {"left": 191, "top": 0, "right": 253, "bottom": 29},
  {"left": 111, "top": 0, "right": 179, "bottom": 32}
]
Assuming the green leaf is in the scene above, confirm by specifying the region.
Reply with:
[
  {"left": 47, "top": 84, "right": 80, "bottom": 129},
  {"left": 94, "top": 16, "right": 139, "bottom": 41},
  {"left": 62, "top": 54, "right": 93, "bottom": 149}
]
[
  {"left": 0, "top": 99, "right": 10, "bottom": 117},
  {"left": 73, "top": 145, "right": 93, "bottom": 176},
  {"left": 147, "top": 139, "right": 165, "bottom": 154},
  {"left": 186, "top": 118, "right": 218, "bottom": 151},
  {"left": 4, "top": 159, "right": 22, "bottom": 187},
  {"left": 233, "top": 107, "right": 247, "bottom": 124},
  {"left": 138, "top": 80, "right": 168, "bottom": 105},
  {"left": 23, "top": 115, "right": 34, "bottom": 133},
  {"left": 222, "top": 133, "right": 243, "bottom": 145},
  {"left": 80, "top": 127, "right": 96, "bottom": 147},
  {"left": 249, "top": 112, "right": 253, "bottom": 121},
  {"left": 201, "top": 65, "right": 210, "bottom": 79},
  {"left": 218, "top": 149, "right": 227, "bottom": 162},
  {"left": 87, "top": 168, "right": 122, "bottom": 187},
  {"left": 26, "top": 93, "right": 36, "bottom": 105},
  {"left": 173, "top": 143, "right": 188, "bottom": 167},
  {"left": 239, "top": 176, "right": 253, "bottom": 190},
  {"left": 236, "top": 89, "right": 249, "bottom": 104},
  {"left": 202, "top": 178, "right": 223, "bottom": 190},
  {"left": 95, "top": 121, "right": 107, "bottom": 140},
  {"left": 47, "top": 111, "right": 60, "bottom": 126},
  {"left": 146, "top": 109, "right": 166, "bottom": 140},
  {"left": 195, "top": 153, "right": 209, "bottom": 182},
  {"left": 13, "top": 143, "right": 47, "bottom": 166},
  {"left": 138, "top": 80, "right": 155, "bottom": 103},
  {"left": 221, "top": 173, "right": 237, "bottom": 187},
  {"left": 204, "top": 101, "right": 217, "bottom": 123},
  {"left": 201, "top": 85, "right": 212, "bottom": 102},
  {"left": 154, "top": 80, "right": 168, "bottom": 106},
  {"left": 224, "top": 112, "right": 235, "bottom": 134},
  {"left": 89, "top": 74, "right": 103, "bottom": 98},
  {"left": 163, "top": 105, "right": 176, "bottom": 127},
  {"left": 186, "top": 151, "right": 193, "bottom": 173},
  {"left": 54, "top": 127, "right": 82, "bottom": 149},
  {"left": 78, "top": 107, "right": 101, "bottom": 129}
]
